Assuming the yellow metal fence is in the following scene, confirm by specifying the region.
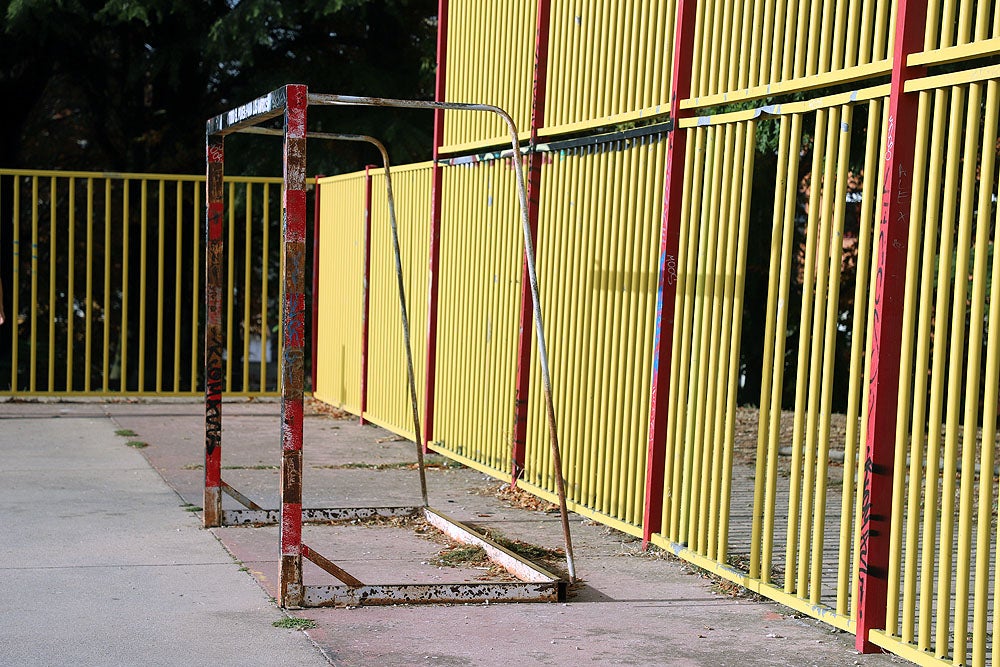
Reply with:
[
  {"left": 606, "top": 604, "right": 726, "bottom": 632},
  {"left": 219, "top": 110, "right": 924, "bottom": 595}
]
[
  {"left": 0, "top": 169, "right": 283, "bottom": 396},
  {"left": 321, "top": 2, "right": 1000, "bottom": 664}
]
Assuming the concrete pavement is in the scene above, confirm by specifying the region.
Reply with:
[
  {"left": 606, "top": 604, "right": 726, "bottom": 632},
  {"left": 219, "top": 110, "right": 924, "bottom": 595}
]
[
  {"left": 0, "top": 401, "right": 329, "bottom": 667},
  {"left": 0, "top": 399, "right": 906, "bottom": 666}
]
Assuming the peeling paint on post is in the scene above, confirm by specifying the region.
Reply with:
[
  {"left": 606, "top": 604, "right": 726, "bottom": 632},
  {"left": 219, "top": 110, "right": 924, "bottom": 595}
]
[
  {"left": 279, "top": 83, "right": 308, "bottom": 609},
  {"left": 204, "top": 134, "right": 225, "bottom": 528}
]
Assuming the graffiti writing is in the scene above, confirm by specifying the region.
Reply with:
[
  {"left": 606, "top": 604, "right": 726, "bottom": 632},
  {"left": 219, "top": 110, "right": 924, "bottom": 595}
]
[
  {"left": 205, "top": 330, "right": 224, "bottom": 456},
  {"left": 665, "top": 253, "right": 677, "bottom": 286},
  {"left": 226, "top": 94, "right": 273, "bottom": 127}
]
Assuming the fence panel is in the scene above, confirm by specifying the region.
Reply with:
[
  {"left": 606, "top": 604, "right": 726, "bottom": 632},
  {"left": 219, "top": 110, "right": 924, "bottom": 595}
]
[
  {"left": 0, "top": 170, "right": 281, "bottom": 396},
  {"left": 363, "top": 162, "right": 433, "bottom": 438},
  {"left": 682, "top": 0, "right": 895, "bottom": 110},
  {"left": 517, "top": 137, "right": 666, "bottom": 534},
  {"left": 542, "top": 1, "right": 676, "bottom": 136},
  {"left": 441, "top": 0, "right": 536, "bottom": 154},
  {"left": 313, "top": 172, "right": 368, "bottom": 412},
  {"left": 429, "top": 158, "right": 524, "bottom": 475}
]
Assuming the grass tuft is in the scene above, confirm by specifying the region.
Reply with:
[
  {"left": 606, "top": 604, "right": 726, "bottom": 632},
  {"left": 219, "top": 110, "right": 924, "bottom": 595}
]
[
  {"left": 125, "top": 441, "right": 148, "bottom": 449},
  {"left": 115, "top": 428, "right": 138, "bottom": 437},
  {"left": 272, "top": 617, "right": 318, "bottom": 630}
]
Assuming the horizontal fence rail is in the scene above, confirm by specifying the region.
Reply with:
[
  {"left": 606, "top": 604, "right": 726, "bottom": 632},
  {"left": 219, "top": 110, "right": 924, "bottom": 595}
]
[{"left": 0, "top": 169, "right": 283, "bottom": 396}]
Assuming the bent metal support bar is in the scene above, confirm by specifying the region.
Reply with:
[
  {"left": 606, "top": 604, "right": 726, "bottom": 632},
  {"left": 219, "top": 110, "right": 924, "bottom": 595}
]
[
  {"left": 204, "top": 85, "right": 570, "bottom": 607},
  {"left": 307, "top": 93, "right": 576, "bottom": 581}
]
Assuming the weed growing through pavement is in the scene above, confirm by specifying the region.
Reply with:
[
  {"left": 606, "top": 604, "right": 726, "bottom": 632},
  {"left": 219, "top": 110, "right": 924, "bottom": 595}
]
[
  {"left": 125, "top": 441, "right": 148, "bottom": 449},
  {"left": 272, "top": 618, "right": 318, "bottom": 630},
  {"left": 115, "top": 428, "right": 137, "bottom": 437}
]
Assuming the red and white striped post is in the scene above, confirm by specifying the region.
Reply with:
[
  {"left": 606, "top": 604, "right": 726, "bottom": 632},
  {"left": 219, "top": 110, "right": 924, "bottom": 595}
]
[
  {"left": 642, "top": 0, "right": 697, "bottom": 545},
  {"left": 856, "top": 0, "right": 926, "bottom": 652},
  {"left": 204, "top": 135, "right": 225, "bottom": 528},
  {"left": 279, "top": 84, "right": 309, "bottom": 608}
]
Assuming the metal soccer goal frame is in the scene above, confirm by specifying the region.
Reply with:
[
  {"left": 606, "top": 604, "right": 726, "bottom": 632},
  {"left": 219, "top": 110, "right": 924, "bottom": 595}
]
[{"left": 204, "top": 84, "right": 573, "bottom": 608}]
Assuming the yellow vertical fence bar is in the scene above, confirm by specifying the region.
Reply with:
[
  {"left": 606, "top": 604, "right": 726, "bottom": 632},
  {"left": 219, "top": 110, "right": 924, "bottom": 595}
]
[
  {"left": 103, "top": 180, "right": 112, "bottom": 392},
  {"left": 259, "top": 183, "right": 269, "bottom": 392},
  {"left": 931, "top": 85, "right": 964, "bottom": 659},
  {"left": 760, "top": 114, "right": 802, "bottom": 585},
  {"left": 971, "top": 78, "right": 999, "bottom": 667},
  {"left": 243, "top": 183, "right": 253, "bottom": 394},
  {"left": 121, "top": 179, "right": 129, "bottom": 392},
  {"left": 191, "top": 181, "right": 201, "bottom": 392},
  {"left": 29, "top": 176, "right": 38, "bottom": 392},
  {"left": 86, "top": 178, "right": 94, "bottom": 392},
  {"left": 750, "top": 114, "right": 793, "bottom": 580},
  {"left": 944, "top": 80, "right": 983, "bottom": 666},
  {"left": 173, "top": 181, "right": 183, "bottom": 392},
  {"left": 667, "top": 128, "right": 707, "bottom": 540},
  {"left": 9, "top": 178, "right": 19, "bottom": 390},
  {"left": 224, "top": 181, "right": 235, "bottom": 392},
  {"left": 784, "top": 107, "right": 827, "bottom": 593},
  {"left": 138, "top": 180, "right": 148, "bottom": 393},
  {"left": 47, "top": 177, "right": 56, "bottom": 391},
  {"left": 810, "top": 104, "right": 853, "bottom": 605}
]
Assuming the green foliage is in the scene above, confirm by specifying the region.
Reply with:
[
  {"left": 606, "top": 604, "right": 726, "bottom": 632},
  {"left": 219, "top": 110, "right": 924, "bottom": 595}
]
[
  {"left": 272, "top": 617, "right": 318, "bottom": 630},
  {"left": 0, "top": 0, "right": 437, "bottom": 175}
]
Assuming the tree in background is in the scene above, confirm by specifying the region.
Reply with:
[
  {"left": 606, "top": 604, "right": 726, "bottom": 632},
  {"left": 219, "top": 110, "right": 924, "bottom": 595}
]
[
  {"left": 0, "top": 0, "right": 437, "bottom": 392},
  {"left": 0, "top": 0, "right": 438, "bottom": 175}
]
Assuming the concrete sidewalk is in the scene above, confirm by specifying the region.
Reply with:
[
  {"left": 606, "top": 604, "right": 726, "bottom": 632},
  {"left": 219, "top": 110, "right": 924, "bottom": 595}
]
[
  {"left": 1, "top": 399, "right": 906, "bottom": 666},
  {"left": 0, "top": 401, "right": 329, "bottom": 667}
]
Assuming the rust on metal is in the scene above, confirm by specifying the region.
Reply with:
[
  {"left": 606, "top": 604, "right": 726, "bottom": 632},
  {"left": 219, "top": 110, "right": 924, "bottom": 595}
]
[
  {"left": 221, "top": 506, "right": 421, "bottom": 526},
  {"left": 204, "top": 133, "right": 225, "bottom": 529},
  {"left": 302, "top": 582, "right": 562, "bottom": 607},
  {"left": 302, "top": 544, "right": 366, "bottom": 587},
  {"left": 221, "top": 481, "right": 264, "bottom": 512}
]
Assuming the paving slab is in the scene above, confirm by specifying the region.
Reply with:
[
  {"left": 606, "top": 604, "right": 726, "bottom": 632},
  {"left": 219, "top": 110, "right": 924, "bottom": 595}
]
[{"left": 0, "top": 400, "right": 330, "bottom": 667}]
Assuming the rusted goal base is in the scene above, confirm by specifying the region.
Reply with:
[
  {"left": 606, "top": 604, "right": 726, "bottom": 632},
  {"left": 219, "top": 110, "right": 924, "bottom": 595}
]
[
  {"left": 300, "top": 581, "right": 562, "bottom": 607},
  {"left": 222, "top": 503, "right": 567, "bottom": 606},
  {"left": 221, "top": 506, "right": 418, "bottom": 526}
]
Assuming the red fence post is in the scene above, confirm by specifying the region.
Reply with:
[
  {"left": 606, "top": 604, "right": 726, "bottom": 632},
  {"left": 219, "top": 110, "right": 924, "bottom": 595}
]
[
  {"left": 423, "top": 0, "right": 448, "bottom": 451},
  {"left": 279, "top": 83, "right": 309, "bottom": 608},
  {"left": 204, "top": 134, "right": 225, "bottom": 528},
  {"left": 511, "top": 0, "right": 552, "bottom": 485},
  {"left": 856, "top": 0, "right": 927, "bottom": 652},
  {"left": 360, "top": 165, "right": 375, "bottom": 424},
  {"left": 641, "top": 0, "right": 697, "bottom": 545}
]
